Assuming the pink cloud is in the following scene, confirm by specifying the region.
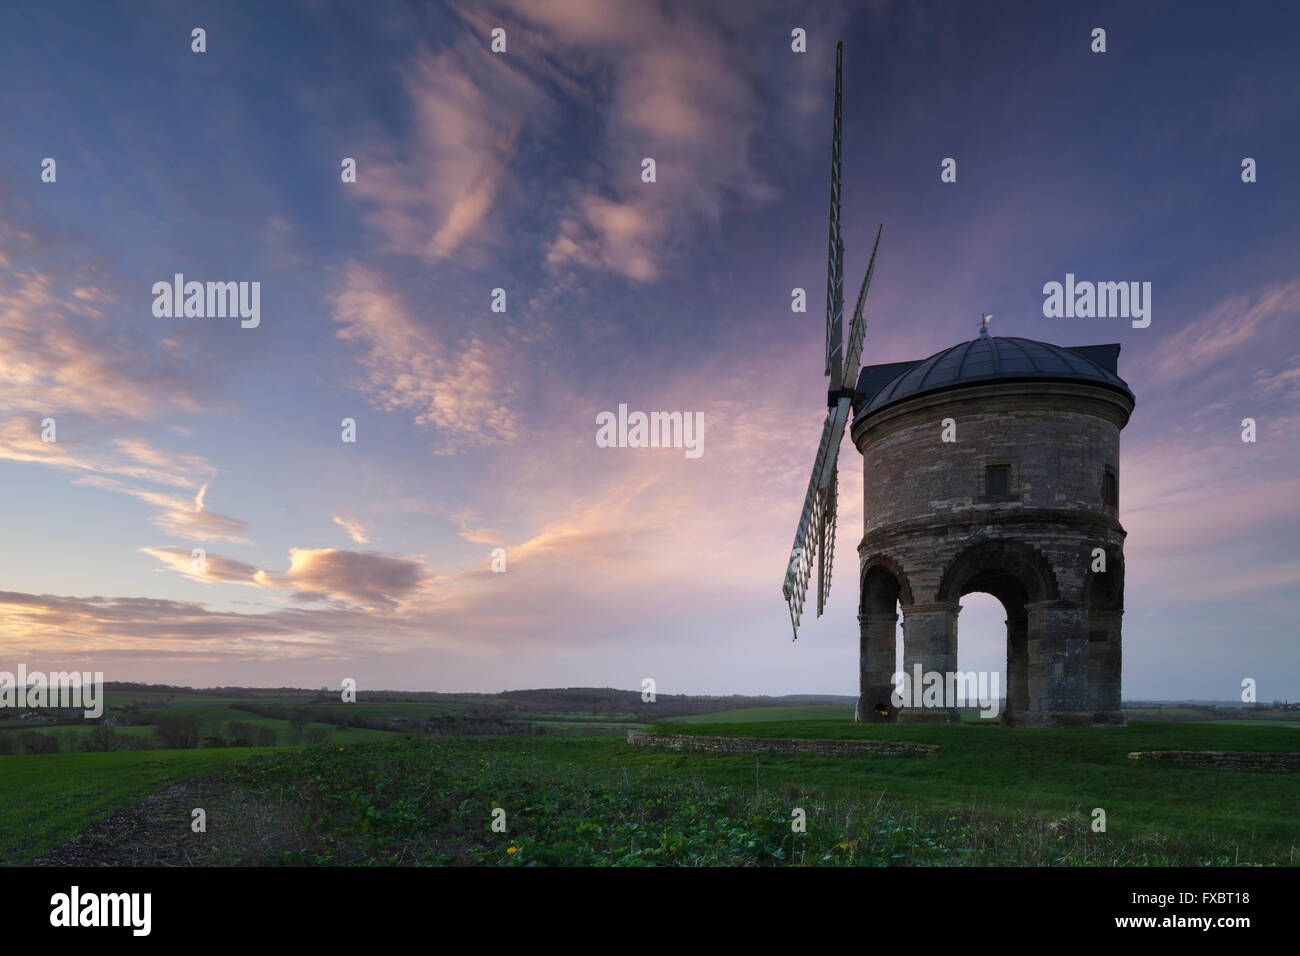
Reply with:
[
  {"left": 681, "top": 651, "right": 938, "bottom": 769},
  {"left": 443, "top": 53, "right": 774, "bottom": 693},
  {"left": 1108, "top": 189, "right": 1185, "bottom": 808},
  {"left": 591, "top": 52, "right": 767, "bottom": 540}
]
[
  {"left": 332, "top": 514, "right": 370, "bottom": 545},
  {"left": 330, "top": 261, "right": 524, "bottom": 449},
  {"left": 0, "top": 252, "right": 205, "bottom": 422},
  {"left": 350, "top": 43, "right": 551, "bottom": 261},
  {"left": 140, "top": 546, "right": 264, "bottom": 586},
  {"left": 1140, "top": 278, "right": 1300, "bottom": 384},
  {"left": 0, "top": 418, "right": 212, "bottom": 490},
  {"left": 280, "top": 548, "right": 428, "bottom": 608}
]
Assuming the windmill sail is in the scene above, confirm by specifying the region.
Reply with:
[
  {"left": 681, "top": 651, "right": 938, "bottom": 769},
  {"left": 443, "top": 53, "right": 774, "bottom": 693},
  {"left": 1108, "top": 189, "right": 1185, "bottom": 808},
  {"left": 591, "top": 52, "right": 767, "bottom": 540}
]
[
  {"left": 843, "top": 224, "right": 882, "bottom": 381},
  {"left": 817, "top": 462, "right": 837, "bottom": 616},
  {"left": 825, "top": 41, "right": 845, "bottom": 392},
  {"left": 781, "top": 41, "right": 883, "bottom": 640},
  {"left": 783, "top": 406, "right": 837, "bottom": 636}
]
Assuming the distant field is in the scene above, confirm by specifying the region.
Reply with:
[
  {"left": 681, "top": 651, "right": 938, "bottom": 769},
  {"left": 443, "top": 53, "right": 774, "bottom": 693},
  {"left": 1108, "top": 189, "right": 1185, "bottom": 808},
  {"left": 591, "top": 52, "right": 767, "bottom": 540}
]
[
  {"left": 666, "top": 704, "right": 1005, "bottom": 725},
  {"left": 665, "top": 703, "right": 1300, "bottom": 726},
  {"left": 666, "top": 705, "right": 855, "bottom": 724},
  {"left": 516, "top": 711, "right": 642, "bottom": 722},
  {"left": 531, "top": 721, "right": 651, "bottom": 733},
  {"left": 1, "top": 717, "right": 392, "bottom": 748}
]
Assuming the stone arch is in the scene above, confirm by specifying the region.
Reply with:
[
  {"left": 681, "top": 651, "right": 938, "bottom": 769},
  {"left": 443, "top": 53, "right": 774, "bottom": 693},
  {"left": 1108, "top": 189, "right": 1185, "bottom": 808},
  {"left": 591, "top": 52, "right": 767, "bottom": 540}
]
[
  {"left": 855, "top": 554, "right": 911, "bottom": 723},
  {"left": 935, "top": 538, "right": 1060, "bottom": 606},
  {"left": 860, "top": 553, "right": 913, "bottom": 609},
  {"left": 922, "top": 539, "right": 1063, "bottom": 726}
]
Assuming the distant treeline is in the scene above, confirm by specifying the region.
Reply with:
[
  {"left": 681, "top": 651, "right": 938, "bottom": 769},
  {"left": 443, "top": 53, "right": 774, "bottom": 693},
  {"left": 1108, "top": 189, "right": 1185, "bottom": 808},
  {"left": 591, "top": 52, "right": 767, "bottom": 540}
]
[
  {"left": 0, "top": 717, "right": 300, "bottom": 756},
  {"left": 230, "top": 702, "right": 540, "bottom": 737},
  {"left": 491, "top": 688, "right": 853, "bottom": 721},
  {"left": 100, "top": 682, "right": 855, "bottom": 710}
]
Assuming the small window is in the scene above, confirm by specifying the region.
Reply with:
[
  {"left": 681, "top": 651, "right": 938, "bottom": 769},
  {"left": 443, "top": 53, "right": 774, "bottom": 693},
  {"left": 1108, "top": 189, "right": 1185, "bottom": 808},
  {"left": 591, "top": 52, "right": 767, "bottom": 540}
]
[
  {"left": 1103, "top": 468, "right": 1118, "bottom": 507},
  {"left": 986, "top": 465, "right": 1010, "bottom": 497}
]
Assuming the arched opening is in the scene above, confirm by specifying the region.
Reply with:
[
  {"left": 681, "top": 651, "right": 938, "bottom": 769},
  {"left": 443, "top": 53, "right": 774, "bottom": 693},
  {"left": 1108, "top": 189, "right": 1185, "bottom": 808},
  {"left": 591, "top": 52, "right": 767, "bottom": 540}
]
[
  {"left": 955, "top": 591, "right": 1014, "bottom": 722},
  {"left": 857, "top": 558, "right": 911, "bottom": 723},
  {"left": 925, "top": 539, "right": 1060, "bottom": 726}
]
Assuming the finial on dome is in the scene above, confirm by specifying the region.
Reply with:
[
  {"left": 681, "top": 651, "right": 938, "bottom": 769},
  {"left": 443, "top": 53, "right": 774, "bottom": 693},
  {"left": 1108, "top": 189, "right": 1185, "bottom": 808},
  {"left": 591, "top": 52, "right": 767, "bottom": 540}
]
[{"left": 978, "top": 313, "right": 992, "bottom": 338}]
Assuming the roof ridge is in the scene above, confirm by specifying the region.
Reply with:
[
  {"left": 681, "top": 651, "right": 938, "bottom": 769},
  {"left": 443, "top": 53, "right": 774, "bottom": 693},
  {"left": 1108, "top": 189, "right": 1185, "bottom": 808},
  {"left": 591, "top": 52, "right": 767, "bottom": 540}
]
[
  {"left": 954, "top": 337, "right": 980, "bottom": 381},
  {"left": 1003, "top": 336, "right": 1038, "bottom": 372}
]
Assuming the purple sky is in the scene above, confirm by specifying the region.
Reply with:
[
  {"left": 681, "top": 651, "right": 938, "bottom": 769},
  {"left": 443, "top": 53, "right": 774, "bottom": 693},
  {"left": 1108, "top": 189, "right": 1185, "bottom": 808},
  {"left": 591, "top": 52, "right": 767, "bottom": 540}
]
[{"left": 0, "top": 0, "right": 1297, "bottom": 700}]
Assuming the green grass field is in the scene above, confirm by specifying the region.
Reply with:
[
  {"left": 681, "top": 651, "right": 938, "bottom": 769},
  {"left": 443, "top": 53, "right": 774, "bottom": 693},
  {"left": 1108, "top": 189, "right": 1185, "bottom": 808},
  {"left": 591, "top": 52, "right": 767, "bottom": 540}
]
[
  {"left": 4, "top": 710, "right": 1298, "bottom": 865},
  {"left": 0, "top": 748, "right": 274, "bottom": 863},
  {"left": 642, "top": 717, "right": 1300, "bottom": 860}
]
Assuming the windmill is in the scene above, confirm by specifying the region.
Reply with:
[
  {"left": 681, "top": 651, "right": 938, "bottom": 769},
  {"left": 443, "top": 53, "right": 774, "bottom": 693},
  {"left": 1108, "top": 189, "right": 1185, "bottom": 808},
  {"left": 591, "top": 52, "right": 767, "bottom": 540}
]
[{"left": 782, "top": 41, "right": 882, "bottom": 639}]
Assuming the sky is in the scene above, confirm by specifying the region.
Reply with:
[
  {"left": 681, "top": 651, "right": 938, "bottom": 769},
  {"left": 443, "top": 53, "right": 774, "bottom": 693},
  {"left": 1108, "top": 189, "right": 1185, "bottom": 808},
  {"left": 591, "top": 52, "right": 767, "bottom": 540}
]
[{"left": 0, "top": 0, "right": 1296, "bottom": 700}]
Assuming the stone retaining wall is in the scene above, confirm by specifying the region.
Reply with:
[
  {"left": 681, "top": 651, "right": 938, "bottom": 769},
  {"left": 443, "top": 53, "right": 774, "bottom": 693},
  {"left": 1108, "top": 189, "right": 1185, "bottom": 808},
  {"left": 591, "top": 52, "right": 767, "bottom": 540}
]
[
  {"left": 627, "top": 730, "right": 937, "bottom": 756},
  {"left": 1127, "top": 750, "right": 1300, "bottom": 772}
]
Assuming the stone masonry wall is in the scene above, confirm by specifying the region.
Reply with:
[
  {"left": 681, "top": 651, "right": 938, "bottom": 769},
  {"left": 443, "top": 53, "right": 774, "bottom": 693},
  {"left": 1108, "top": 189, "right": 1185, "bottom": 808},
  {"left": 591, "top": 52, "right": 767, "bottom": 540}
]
[
  {"left": 855, "top": 384, "right": 1126, "bottom": 537},
  {"left": 626, "top": 730, "right": 937, "bottom": 756},
  {"left": 853, "top": 385, "right": 1130, "bottom": 605},
  {"left": 1127, "top": 750, "right": 1300, "bottom": 772}
]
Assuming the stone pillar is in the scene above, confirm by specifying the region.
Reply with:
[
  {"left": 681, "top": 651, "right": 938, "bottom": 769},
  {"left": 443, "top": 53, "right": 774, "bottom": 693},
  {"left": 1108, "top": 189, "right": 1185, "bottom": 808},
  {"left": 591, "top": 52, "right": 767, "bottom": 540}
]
[
  {"left": 855, "top": 611, "right": 899, "bottom": 723},
  {"left": 1003, "top": 614, "right": 1029, "bottom": 726},
  {"left": 1025, "top": 600, "right": 1090, "bottom": 726},
  {"left": 897, "top": 602, "right": 961, "bottom": 724},
  {"left": 1088, "top": 609, "right": 1124, "bottom": 725}
]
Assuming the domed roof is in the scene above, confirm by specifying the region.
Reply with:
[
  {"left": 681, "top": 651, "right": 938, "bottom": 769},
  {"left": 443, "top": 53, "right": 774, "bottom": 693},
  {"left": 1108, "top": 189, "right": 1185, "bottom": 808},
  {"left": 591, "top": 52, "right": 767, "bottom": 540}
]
[{"left": 855, "top": 336, "right": 1134, "bottom": 421}]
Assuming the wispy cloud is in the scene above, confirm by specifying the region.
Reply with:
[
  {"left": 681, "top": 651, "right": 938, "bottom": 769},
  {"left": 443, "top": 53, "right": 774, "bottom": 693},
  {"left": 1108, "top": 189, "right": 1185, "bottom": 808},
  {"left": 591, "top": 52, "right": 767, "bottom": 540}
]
[
  {"left": 141, "top": 546, "right": 264, "bottom": 586},
  {"left": 75, "top": 476, "right": 252, "bottom": 544},
  {"left": 0, "top": 419, "right": 213, "bottom": 489},
  {"left": 143, "top": 543, "right": 429, "bottom": 610},
  {"left": 330, "top": 261, "right": 524, "bottom": 450},
  {"left": 332, "top": 514, "right": 370, "bottom": 545},
  {"left": 496, "top": 0, "right": 779, "bottom": 281},
  {"left": 1140, "top": 278, "right": 1300, "bottom": 384},
  {"left": 350, "top": 42, "right": 551, "bottom": 261},
  {"left": 0, "top": 246, "right": 205, "bottom": 422}
]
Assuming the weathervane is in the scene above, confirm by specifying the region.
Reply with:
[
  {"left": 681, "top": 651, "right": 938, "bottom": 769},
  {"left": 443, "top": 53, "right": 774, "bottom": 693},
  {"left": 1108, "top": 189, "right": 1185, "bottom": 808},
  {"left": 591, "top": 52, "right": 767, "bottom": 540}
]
[{"left": 979, "top": 313, "right": 992, "bottom": 338}]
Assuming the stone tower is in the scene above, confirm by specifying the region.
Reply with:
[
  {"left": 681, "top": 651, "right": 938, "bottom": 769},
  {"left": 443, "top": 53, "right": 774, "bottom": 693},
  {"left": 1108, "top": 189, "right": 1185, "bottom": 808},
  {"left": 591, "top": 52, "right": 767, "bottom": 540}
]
[{"left": 849, "top": 335, "right": 1134, "bottom": 727}]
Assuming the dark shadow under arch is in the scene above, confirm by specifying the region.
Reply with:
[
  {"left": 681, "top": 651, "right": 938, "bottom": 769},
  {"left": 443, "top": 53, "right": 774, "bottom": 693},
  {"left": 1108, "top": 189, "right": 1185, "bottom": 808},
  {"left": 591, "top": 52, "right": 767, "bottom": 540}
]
[
  {"left": 856, "top": 554, "right": 911, "bottom": 723},
  {"left": 860, "top": 553, "right": 913, "bottom": 611}
]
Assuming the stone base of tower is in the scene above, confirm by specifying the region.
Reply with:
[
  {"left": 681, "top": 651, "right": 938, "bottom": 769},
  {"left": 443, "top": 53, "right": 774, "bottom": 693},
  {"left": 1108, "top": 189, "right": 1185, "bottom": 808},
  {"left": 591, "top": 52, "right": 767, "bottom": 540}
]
[{"left": 854, "top": 697, "right": 898, "bottom": 723}]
